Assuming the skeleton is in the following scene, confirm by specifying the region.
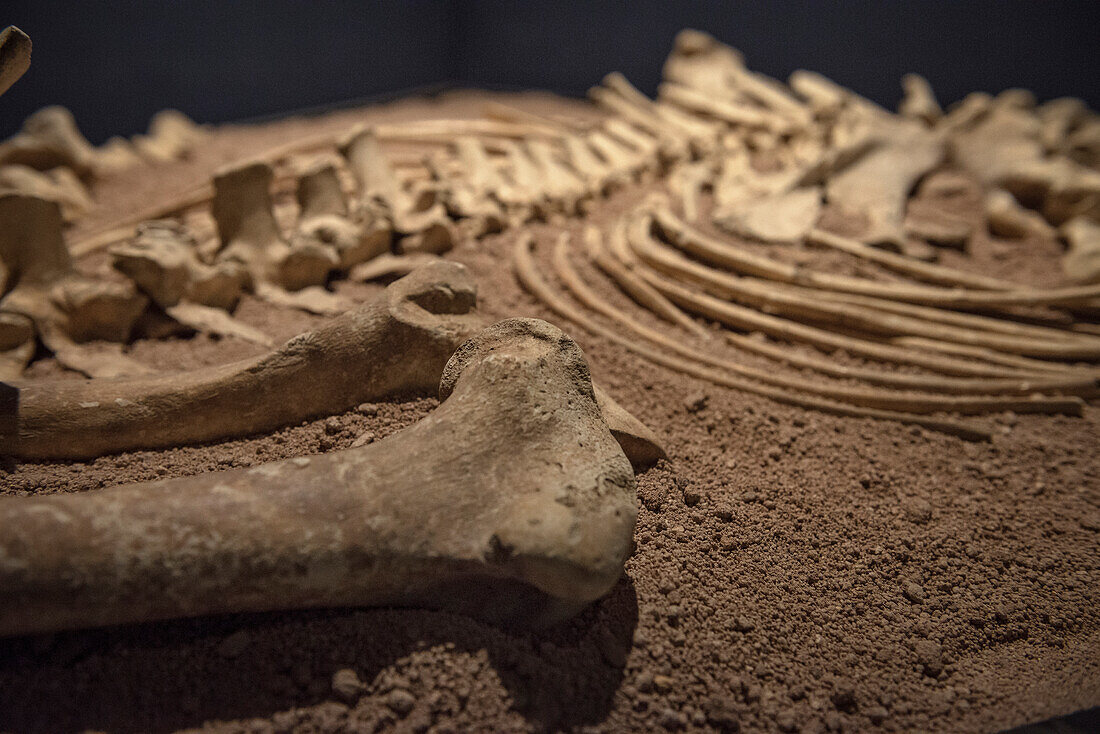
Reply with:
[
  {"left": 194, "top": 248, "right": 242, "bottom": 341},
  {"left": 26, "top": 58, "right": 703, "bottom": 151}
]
[
  {"left": 0, "top": 163, "right": 94, "bottom": 221},
  {"left": 0, "top": 318, "right": 641, "bottom": 636}
]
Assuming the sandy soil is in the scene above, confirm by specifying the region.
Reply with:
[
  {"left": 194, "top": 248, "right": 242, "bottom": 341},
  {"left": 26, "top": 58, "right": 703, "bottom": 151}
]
[{"left": 1, "top": 90, "right": 1098, "bottom": 734}]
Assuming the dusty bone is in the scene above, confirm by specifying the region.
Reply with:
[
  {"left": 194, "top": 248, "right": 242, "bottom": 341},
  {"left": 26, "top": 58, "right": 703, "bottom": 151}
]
[
  {"left": 1061, "top": 217, "right": 1100, "bottom": 285},
  {"left": 1038, "top": 97, "right": 1086, "bottom": 153},
  {"left": 424, "top": 151, "right": 504, "bottom": 237},
  {"left": 212, "top": 160, "right": 341, "bottom": 312},
  {"left": 898, "top": 73, "right": 943, "bottom": 125},
  {"left": 0, "top": 317, "right": 638, "bottom": 635},
  {"left": 714, "top": 187, "right": 822, "bottom": 243},
  {"left": 13, "top": 262, "right": 480, "bottom": 460},
  {"left": 349, "top": 253, "right": 442, "bottom": 283},
  {"left": 0, "top": 106, "right": 99, "bottom": 177},
  {"left": 824, "top": 122, "right": 945, "bottom": 246},
  {"left": 562, "top": 134, "right": 618, "bottom": 194},
  {"left": 601, "top": 72, "right": 719, "bottom": 147},
  {"left": 0, "top": 193, "right": 148, "bottom": 377},
  {"left": 131, "top": 109, "right": 207, "bottom": 163},
  {"left": 661, "top": 29, "right": 743, "bottom": 97},
  {"left": 659, "top": 81, "right": 786, "bottom": 132},
  {"left": 589, "top": 85, "right": 690, "bottom": 161},
  {"left": 339, "top": 125, "right": 452, "bottom": 254},
  {"left": 293, "top": 162, "right": 390, "bottom": 269},
  {"left": 0, "top": 25, "right": 31, "bottom": 97},
  {"left": 0, "top": 164, "right": 94, "bottom": 221},
  {"left": 524, "top": 138, "right": 588, "bottom": 212}
]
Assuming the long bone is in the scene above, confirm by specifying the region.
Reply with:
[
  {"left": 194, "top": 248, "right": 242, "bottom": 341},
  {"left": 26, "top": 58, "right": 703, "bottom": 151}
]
[
  {"left": 0, "top": 317, "right": 638, "bottom": 636},
  {"left": 0, "top": 26, "right": 31, "bottom": 98},
  {"left": 13, "top": 263, "right": 480, "bottom": 460}
]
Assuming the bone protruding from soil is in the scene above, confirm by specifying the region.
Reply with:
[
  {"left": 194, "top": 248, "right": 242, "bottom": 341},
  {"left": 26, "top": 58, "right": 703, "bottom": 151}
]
[{"left": 0, "top": 317, "right": 638, "bottom": 635}]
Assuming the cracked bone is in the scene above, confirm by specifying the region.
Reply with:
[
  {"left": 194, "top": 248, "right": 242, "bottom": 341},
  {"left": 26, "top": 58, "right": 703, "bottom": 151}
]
[
  {"left": 212, "top": 160, "right": 341, "bottom": 313},
  {"left": 898, "top": 73, "right": 943, "bottom": 125},
  {"left": 13, "top": 262, "right": 481, "bottom": 460},
  {"left": 1061, "top": 217, "right": 1100, "bottom": 285},
  {"left": 0, "top": 317, "right": 638, "bottom": 635},
  {"left": 0, "top": 193, "right": 148, "bottom": 378},
  {"left": 339, "top": 125, "right": 453, "bottom": 255},
  {"left": 109, "top": 221, "right": 267, "bottom": 345},
  {"left": 293, "top": 162, "right": 390, "bottom": 269},
  {"left": 0, "top": 25, "right": 31, "bottom": 97}
]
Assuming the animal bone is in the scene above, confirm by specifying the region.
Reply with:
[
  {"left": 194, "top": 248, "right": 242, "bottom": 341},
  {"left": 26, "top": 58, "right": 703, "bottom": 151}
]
[
  {"left": 898, "top": 73, "right": 942, "bottom": 125},
  {"left": 131, "top": 109, "right": 207, "bottom": 163},
  {"left": 0, "top": 193, "right": 148, "bottom": 378},
  {"left": 714, "top": 187, "right": 822, "bottom": 243},
  {"left": 0, "top": 317, "right": 638, "bottom": 635},
  {"left": 292, "top": 161, "right": 390, "bottom": 269},
  {"left": 425, "top": 149, "right": 505, "bottom": 237},
  {"left": 0, "top": 26, "right": 31, "bottom": 97},
  {"left": 13, "top": 262, "right": 480, "bottom": 460},
  {"left": 824, "top": 122, "right": 944, "bottom": 247},
  {"left": 0, "top": 106, "right": 99, "bottom": 177},
  {"left": 212, "top": 160, "right": 341, "bottom": 313},
  {"left": 339, "top": 125, "right": 453, "bottom": 254},
  {"left": 0, "top": 164, "right": 94, "bottom": 221},
  {"left": 1062, "top": 217, "right": 1100, "bottom": 285},
  {"left": 984, "top": 189, "right": 1056, "bottom": 239}
]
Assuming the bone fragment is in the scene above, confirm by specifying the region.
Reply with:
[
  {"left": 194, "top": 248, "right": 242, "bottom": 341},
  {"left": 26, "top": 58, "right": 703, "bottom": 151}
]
[
  {"left": 899, "top": 74, "right": 943, "bottom": 125},
  {"left": 293, "top": 162, "right": 390, "bottom": 269},
  {"left": 714, "top": 187, "right": 822, "bottom": 243},
  {"left": 0, "top": 164, "right": 94, "bottom": 221},
  {"left": 0, "top": 317, "right": 638, "bottom": 634},
  {"left": 0, "top": 193, "right": 148, "bottom": 377},
  {"left": 0, "top": 25, "right": 31, "bottom": 97},
  {"left": 0, "top": 106, "right": 99, "bottom": 177},
  {"left": 132, "top": 110, "right": 207, "bottom": 163},
  {"left": 349, "top": 253, "right": 443, "bottom": 282},
  {"left": 1062, "top": 216, "right": 1100, "bottom": 285}
]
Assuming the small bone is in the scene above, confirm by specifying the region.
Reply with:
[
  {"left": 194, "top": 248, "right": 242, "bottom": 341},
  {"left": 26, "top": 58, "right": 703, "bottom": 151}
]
[
  {"left": 984, "top": 189, "right": 1056, "bottom": 239},
  {"left": 293, "top": 162, "right": 390, "bottom": 269},
  {"left": 661, "top": 29, "right": 743, "bottom": 97},
  {"left": 714, "top": 187, "right": 822, "bottom": 243},
  {"left": 0, "top": 193, "right": 148, "bottom": 377},
  {"left": 0, "top": 317, "right": 638, "bottom": 635},
  {"left": 349, "top": 252, "right": 443, "bottom": 282},
  {"left": 659, "top": 81, "right": 786, "bottom": 132},
  {"left": 425, "top": 151, "right": 504, "bottom": 237},
  {"left": 212, "top": 160, "right": 339, "bottom": 297},
  {"left": 602, "top": 72, "right": 718, "bottom": 146},
  {"left": 0, "top": 25, "right": 31, "bottom": 97},
  {"left": 1061, "top": 217, "right": 1100, "bottom": 285},
  {"left": 899, "top": 73, "right": 943, "bottom": 125},
  {"left": 131, "top": 110, "right": 207, "bottom": 163},
  {"left": 13, "top": 263, "right": 480, "bottom": 460},
  {"left": 0, "top": 106, "right": 99, "bottom": 177},
  {"left": 1038, "top": 97, "right": 1087, "bottom": 153},
  {"left": 0, "top": 164, "right": 94, "bottom": 221}
]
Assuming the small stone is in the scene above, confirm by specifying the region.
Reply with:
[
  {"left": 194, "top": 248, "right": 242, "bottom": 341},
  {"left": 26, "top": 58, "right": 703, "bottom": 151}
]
[
  {"left": 903, "top": 582, "right": 925, "bottom": 604},
  {"left": 682, "top": 484, "right": 702, "bottom": 506},
  {"left": 653, "top": 674, "right": 675, "bottom": 693},
  {"left": 350, "top": 431, "right": 376, "bottom": 448},
  {"left": 385, "top": 688, "right": 416, "bottom": 717},
  {"left": 867, "top": 705, "right": 888, "bottom": 725},
  {"left": 637, "top": 671, "right": 655, "bottom": 692},
  {"left": 331, "top": 668, "right": 362, "bottom": 703},
  {"left": 684, "top": 392, "right": 708, "bottom": 413},
  {"left": 733, "top": 616, "right": 755, "bottom": 632},
  {"left": 902, "top": 498, "right": 933, "bottom": 525},
  {"left": 323, "top": 417, "right": 342, "bottom": 435},
  {"left": 659, "top": 708, "right": 687, "bottom": 730},
  {"left": 713, "top": 502, "right": 736, "bottom": 521},
  {"left": 216, "top": 628, "right": 251, "bottom": 658},
  {"left": 357, "top": 403, "right": 379, "bottom": 416},
  {"left": 914, "top": 639, "right": 943, "bottom": 677}
]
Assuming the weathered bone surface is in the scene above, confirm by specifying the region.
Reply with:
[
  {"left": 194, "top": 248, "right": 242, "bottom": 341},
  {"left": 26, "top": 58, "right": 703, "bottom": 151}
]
[
  {"left": 14, "top": 262, "right": 481, "bottom": 460},
  {"left": 0, "top": 317, "right": 638, "bottom": 635},
  {"left": 0, "top": 163, "right": 94, "bottom": 221},
  {"left": 0, "top": 106, "right": 100, "bottom": 176},
  {"left": 0, "top": 193, "right": 147, "bottom": 379},
  {"left": 714, "top": 187, "right": 822, "bottom": 243},
  {"left": 292, "top": 161, "right": 389, "bottom": 269},
  {"left": 0, "top": 26, "right": 31, "bottom": 98}
]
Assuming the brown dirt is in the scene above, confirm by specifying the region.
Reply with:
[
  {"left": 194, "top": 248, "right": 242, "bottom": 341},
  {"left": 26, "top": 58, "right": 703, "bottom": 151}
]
[{"left": 1, "top": 90, "right": 1098, "bottom": 733}]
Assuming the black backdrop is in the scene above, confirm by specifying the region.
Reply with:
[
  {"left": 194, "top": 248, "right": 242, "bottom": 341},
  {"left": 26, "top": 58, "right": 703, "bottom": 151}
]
[{"left": 2, "top": 0, "right": 1098, "bottom": 144}]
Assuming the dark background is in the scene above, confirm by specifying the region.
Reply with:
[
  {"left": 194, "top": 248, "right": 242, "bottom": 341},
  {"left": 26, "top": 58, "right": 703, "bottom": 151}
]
[{"left": 2, "top": 0, "right": 1098, "bottom": 144}]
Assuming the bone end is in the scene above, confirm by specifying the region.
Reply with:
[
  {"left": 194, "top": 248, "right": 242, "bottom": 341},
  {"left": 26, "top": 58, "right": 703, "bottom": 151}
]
[{"left": 0, "top": 26, "right": 31, "bottom": 98}]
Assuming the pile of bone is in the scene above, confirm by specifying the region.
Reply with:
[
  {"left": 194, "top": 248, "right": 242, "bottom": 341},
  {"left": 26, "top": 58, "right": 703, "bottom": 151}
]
[{"left": 516, "top": 30, "right": 1100, "bottom": 441}]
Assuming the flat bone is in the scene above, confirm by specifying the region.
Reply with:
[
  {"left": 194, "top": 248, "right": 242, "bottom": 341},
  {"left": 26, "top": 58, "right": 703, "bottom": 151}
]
[
  {"left": 714, "top": 187, "right": 822, "bottom": 243},
  {"left": 0, "top": 317, "right": 638, "bottom": 635},
  {"left": 12, "top": 262, "right": 481, "bottom": 460},
  {"left": 0, "top": 26, "right": 31, "bottom": 97}
]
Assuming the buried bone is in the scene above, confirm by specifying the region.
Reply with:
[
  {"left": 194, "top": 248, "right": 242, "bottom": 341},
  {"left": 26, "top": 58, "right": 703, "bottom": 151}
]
[{"left": 0, "top": 318, "right": 638, "bottom": 636}]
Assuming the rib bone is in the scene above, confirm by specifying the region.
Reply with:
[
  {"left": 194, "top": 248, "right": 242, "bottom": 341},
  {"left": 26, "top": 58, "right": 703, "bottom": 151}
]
[{"left": 0, "top": 317, "right": 638, "bottom": 635}]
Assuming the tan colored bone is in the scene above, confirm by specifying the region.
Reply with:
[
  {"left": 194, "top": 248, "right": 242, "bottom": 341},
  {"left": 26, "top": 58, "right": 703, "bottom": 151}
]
[
  {"left": 714, "top": 187, "right": 822, "bottom": 243},
  {"left": 0, "top": 193, "right": 148, "bottom": 378},
  {"left": 0, "top": 164, "right": 93, "bottom": 221},
  {"left": 212, "top": 160, "right": 341, "bottom": 312},
  {"left": 0, "top": 317, "right": 638, "bottom": 635},
  {"left": 132, "top": 109, "right": 207, "bottom": 162},
  {"left": 984, "top": 189, "right": 1056, "bottom": 239},
  {"left": 293, "top": 162, "right": 390, "bottom": 269},
  {"left": 0, "top": 106, "right": 99, "bottom": 177},
  {"left": 1061, "top": 216, "right": 1100, "bottom": 285},
  {"left": 899, "top": 73, "right": 943, "bottom": 125},
  {"left": 0, "top": 26, "right": 31, "bottom": 97}
]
